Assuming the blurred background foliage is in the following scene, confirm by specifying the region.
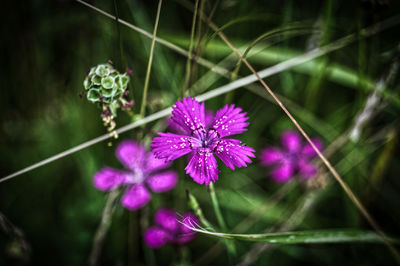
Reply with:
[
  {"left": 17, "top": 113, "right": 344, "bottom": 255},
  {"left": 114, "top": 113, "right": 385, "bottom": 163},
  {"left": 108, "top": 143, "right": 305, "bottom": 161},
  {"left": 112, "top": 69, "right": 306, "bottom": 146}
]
[{"left": 1, "top": 0, "right": 400, "bottom": 265}]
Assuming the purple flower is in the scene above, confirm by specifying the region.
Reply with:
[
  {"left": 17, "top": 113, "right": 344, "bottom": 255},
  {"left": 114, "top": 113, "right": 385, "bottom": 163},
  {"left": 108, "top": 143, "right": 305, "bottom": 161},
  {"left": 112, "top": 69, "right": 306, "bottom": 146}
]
[
  {"left": 260, "top": 130, "right": 323, "bottom": 182},
  {"left": 151, "top": 97, "right": 255, "bottom": 185},
  {"left": 144, "top": 208, "right": 199, "bottom": 248},
  {"left": 93, "top": 140, "right": 178, "bottom": 211}
]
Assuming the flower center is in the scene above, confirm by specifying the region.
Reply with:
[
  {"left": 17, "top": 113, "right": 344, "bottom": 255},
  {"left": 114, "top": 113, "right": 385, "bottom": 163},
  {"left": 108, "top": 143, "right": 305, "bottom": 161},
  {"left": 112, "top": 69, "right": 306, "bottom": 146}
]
[
  {"left": 125, "top": 167, "right": 146, "bottom": 184},
  {"left": 285, "top": 152, "right": 299, "bottom": 163},
  {"left": 193, "top": 127, "right": 219, "bottom": 149}
]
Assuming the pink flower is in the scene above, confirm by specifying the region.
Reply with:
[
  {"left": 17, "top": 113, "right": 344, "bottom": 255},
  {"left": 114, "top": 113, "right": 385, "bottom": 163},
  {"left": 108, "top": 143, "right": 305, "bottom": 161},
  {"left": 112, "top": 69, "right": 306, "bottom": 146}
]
[
  {"left": 260, "top": 130, "right": 323, "bottom": 182},
  {"left": 93, "top": 140, "right": 178, "bottom": 210},
  {"left": 151, "top": 97, "right": 255, "bottom": 185},
  {"left": 144, "top": 208, "right": 199, "bottom": 248}
]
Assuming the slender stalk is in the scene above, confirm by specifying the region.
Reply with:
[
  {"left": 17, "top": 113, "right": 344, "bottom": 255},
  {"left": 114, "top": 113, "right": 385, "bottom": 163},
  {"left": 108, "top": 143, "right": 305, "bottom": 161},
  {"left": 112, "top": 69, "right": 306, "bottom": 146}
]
[
  {"left": 139, "top": 0, "right": 163, "bottom": 117},
  {"left": 191, "top": 0, "right": 219, "bottom": 86},
  {"left": 208, "top": 183, "right": 227, "bottom": 231},
  {"left": 182, "top": 0, "right": 200, "bottom": 96},
  {"left": 190, "top": 228, "right": 394, "bottom": 245},
  {"left": 113, "top": 0, "right": 126, "bottom": 69},
  {"left": 209, "top": 183, "right": 237, "bottom": 260},
  {"left": 189, "top": 0, "right": 206, "bottom": 89},
  {"left": 89, "top": 189, "right": 121, "bottom": 266}
]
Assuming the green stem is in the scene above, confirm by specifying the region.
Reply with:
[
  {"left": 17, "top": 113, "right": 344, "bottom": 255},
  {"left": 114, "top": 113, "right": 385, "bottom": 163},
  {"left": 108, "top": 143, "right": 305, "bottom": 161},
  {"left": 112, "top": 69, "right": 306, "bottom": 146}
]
[
  {"left": 182, "top": 0, "right": 200, "bottom": 96},
  {"left": 89, "top": 189, "right": 121, "bottom": 266},
  {"left": 209, "top": 183, "right": 237, "bottom": 261},
  {"left": 113, "top": 0, "right": 126, "bottom": 69},
  {"left": 209, "top": 183, "right": 227, "bottom": 231},
  {"left": 191, "top": 228, "right": 399, "bottom": 244},
  {"left": 139, "top": 0, "right": 163, "bottom": 117},
  {"left": 187, "top": 191, "right": 214, "bottom": 231}
]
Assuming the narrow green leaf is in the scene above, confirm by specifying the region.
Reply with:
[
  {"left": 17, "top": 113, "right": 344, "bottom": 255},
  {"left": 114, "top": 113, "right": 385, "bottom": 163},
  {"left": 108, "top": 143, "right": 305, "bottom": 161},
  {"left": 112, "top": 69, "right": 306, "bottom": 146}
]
[{"left": 186, "top": 227, "right": 397, "bottom": 244}]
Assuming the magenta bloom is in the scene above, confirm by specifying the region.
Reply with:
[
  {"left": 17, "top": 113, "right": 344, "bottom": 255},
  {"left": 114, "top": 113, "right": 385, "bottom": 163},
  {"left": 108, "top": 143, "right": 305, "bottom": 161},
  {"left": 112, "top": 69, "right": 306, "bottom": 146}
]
[
  {"left": 144, "top": 208, "right": 199, "bottom": 248},
  {"left": 260, "top": 130, "right": 323, "bottom": 182},
  {"left": 152, "top": 97, "right": 255, "bottom": 185},
  {"left": 93, "top": 140, "right": 178, "bottom": 210}
]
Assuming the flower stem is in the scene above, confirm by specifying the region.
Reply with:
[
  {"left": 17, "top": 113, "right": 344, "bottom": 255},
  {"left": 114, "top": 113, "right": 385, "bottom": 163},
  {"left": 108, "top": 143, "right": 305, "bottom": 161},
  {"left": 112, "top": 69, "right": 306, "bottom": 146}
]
[
  {"left": 139, "top": 0, "right": 163, "bottom": 118},
  {"left": 113, "top": 0, "right": 126, "bottom": 69},
  {"left": 208, "top": 183, "right": 227, "bottom": 231},
  {"left": 209, "top": 183, "right": 237, "bottom": 260},
  {"left": 89, "top": 188, "right": 121, "bottom": 266},
  {"left": 187, "top": 190, "right": 214, "bottom": 230}
]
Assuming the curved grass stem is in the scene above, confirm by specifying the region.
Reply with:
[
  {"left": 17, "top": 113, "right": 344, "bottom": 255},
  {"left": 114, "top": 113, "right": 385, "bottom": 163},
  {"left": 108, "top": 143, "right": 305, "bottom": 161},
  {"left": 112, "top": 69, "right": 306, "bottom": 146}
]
[
  {"left": 208, "top": 183, "right": 237, "bottom": 261},
  {"left": 208, "top": 183, "right": 227, "bottom": 231},
  {"left": 139, "top": 0, "right": 163, "bottom": 117},
  {"left": 182, "top": 0, "right": 200, "bottom": 96},
  {"left": 89, "top": 189, "right": 121, "bottom": 266}
]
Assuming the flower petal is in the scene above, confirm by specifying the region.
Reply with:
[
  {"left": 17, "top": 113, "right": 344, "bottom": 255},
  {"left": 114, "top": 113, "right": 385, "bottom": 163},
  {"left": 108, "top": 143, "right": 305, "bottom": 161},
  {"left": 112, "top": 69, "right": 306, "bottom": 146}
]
[
  {"left": 170, "top": 97, "right": 206, "bottom": 135},
  {"left": 144, "top": 227, "right": 171, "bottom": 248},
  {"left": 177, "top": 213, "right": 198, "bottom": 245},
  {"left": 121, "top": 184, "right": 151, "bottom": 211},
  {"left": 185, "top": 149, "right": 220, "bottom": 185},
  {"left": 146, "top": 171, "right": 178, "bottom": 193},
  {"left": 260, "top": 147, "right": 284, "bottom": 165},
  {"left": 93, "top": 167, "right": 126, "bottom": 191},
  {"left": 210, "top": 104, "right": 249, "bottom": 137},
  {"left": 169, "top": 109, "right": 213, "bottom": 134},
  {"left": 151, "top": 132, "right": 199, "bottom": 161},
  {"left": 155, "top": 208, "right": 179, "bottom": 233},
  {"left": 204, "top": 109, "right": 214, "bottom": 128},
  {"left": 167, "top": 116, "right": 184, "bottom": 134},
  {"left": 214, "top": 139, "right": 255, "bottom": 170},
  {"left": 281, "top": 130, "right": 302, "bottom": 153},
  {"left": 298, "top": 159, "right": 318, "bottom": 179},
  {"left": 301, "top": 138, "right": 323, "bottom": 158},
  {"left": 145, "top": 152, "right": 172, "bottom": 173},
  {"left": 116, "top": 140, "right": 146, "bottom": 171},
  {"left": 271, "top": 161, "right": 294, "bottom": 183}
]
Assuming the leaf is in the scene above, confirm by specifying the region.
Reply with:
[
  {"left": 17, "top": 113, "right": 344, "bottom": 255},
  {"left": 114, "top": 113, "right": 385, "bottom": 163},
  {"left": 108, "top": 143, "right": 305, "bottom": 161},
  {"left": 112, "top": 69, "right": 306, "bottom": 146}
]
[{"left": 184, "top": 226, "right": 397, "bottom": 244}]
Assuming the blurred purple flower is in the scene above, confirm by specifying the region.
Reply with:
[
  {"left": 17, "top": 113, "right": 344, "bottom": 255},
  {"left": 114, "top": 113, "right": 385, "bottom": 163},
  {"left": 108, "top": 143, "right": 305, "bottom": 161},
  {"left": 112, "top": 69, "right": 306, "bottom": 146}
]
[
  {"left": 125, "top": 68, "right": 133, "bottom": 76},
  {"left": 122, "top": 100, "right": 134, "bottom": 110},
  {"left": 144, "top": 208, "right": 199, "bottom": 248},
  {"left": 151, "top": 97, "right": 255, "bottom": 185},
  {"left": 93, "top": 140, "right": 178, "bottom": 211},
  {"left": 260, "top": 130, "right": 323, "bottom": 182}
]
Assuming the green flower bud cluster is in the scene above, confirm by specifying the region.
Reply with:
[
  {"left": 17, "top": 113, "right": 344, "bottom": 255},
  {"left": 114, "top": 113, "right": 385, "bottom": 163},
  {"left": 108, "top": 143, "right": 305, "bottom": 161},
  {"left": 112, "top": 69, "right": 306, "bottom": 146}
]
[{"left": 83, "top": 63, "right": 131, "bottom": 116}]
